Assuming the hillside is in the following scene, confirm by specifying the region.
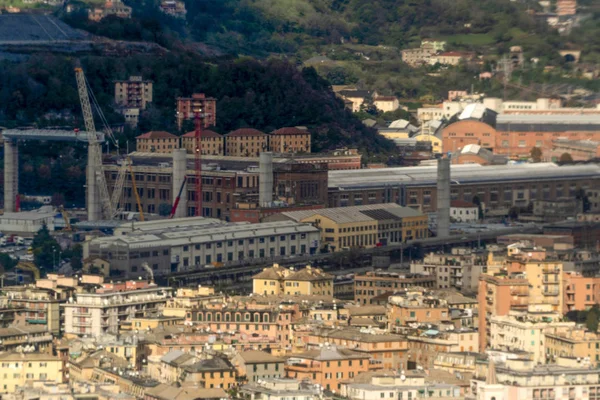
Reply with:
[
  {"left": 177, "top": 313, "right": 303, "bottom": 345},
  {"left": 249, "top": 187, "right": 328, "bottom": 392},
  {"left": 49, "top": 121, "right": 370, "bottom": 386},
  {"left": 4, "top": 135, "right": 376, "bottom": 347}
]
[{"left": 0, "top": 52, "right": 395, "bottom": 156}]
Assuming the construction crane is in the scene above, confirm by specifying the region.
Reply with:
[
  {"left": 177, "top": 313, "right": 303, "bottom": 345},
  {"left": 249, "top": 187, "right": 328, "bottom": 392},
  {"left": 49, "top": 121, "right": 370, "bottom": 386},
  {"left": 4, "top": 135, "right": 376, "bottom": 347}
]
[
  {"left": 170, "top": 176, "right": 187, "bottom": 219},
  {"left": 193, "top": 105, "right": 204, "bottom": 216},
  {"left": 110, "top": 158, "right": 130, "bottom": 217},
  {"left": 58, "top": 206, "right": 72, "bottom": 231},
  {"left": 74, "top": 66, "right": 119, "bottom": 220},
  {"left": 128, "top": 158, "right": 145, "bottom": 222},
  {"left": 16, "top": 262, "right": 40, "bottom": 280}
]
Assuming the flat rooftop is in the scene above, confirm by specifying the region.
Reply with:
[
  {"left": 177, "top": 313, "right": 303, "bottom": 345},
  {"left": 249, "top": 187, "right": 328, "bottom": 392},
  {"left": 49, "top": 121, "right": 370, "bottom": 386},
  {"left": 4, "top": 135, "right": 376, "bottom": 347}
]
[{"left": 327, "top": 162, "right": 600, "bottom": 190}]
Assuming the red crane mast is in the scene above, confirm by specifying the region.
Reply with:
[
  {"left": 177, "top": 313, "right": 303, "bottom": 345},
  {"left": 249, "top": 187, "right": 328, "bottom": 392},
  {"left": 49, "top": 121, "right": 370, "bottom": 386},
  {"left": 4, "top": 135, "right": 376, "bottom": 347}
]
[{"left": 194, "top": 106, "right": 203, "bottom": 216}]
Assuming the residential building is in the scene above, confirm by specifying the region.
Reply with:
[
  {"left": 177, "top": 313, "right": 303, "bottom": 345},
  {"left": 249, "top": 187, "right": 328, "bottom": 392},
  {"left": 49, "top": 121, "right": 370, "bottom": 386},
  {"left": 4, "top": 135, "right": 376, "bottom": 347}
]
[
  {"left": 269, "top": 127, "right": 311, "bottom": 153},
  {"left": 85, "top": 221, "right": 321, "bottom": 278},
  {"left": 88, "top": 0, "right": 132, "bottom": 21},
  {"left": 545, "top": 326, "right": 600, "bottom": 366},
  {"left": 0, "top": 284, "right": 68, "bottom": 334},
  {"left": 176, "top": 93, "right": 217, "bottom": 130},
  {"left": 387, "top": 290, "right": 450, "bottom": 331},
  {"left": 557, "top": 0, "right": 577, "bottom": 16},
  {"left": 477, "top": 274, "right": 529, "bottom": 352},
  {"left": 114, "top": 76, "right": 152, "bottom": 109},
  {"left": 407, "top": 329, "right": 479, "bottom": 367},
  {"left": 285, "top": 345, "right": 380, "bottom": 392},
  {"left": 354, "top": 270, "right": 436, "bottom": 305},
  {"left": 422, "top": 39, "right": 447, "bottom": 52},
  {"left": 489, "top": 307, "right": 574, "bottom": 364},
  {"left": 410, "top": 249, "right": 486, "bottom": 293},
  {"left": 62, "top": 281, "right": 173, "bottom": 337},
  {"left": 450, "top": 200, "right": 479, "bottom": 222},
  {"left": 341, "top": 371, "right": 462, "bottom": 400},
  {"left": 0, "top": 326, "right": 53, "bottom": 352},
  {"left": 563, "top": 271, "right": 600, "bottom": 313},
  {"left": 252, "top": 265, "right": 334, "bottom": 297},
  {"left": 162, "top": 286, "right": 222, "bottom": 318},
  {"left": 471, "top": 357, "right": 600, "bottom": 400},
  {"left": 136, "top": 131, "right": 179, "bottom": 153},
  {"left": 337, "top": 90, "right": 370, "bottom": 112},
  {"left": 232, "top": 350, "right": 285, "bottom": 383},
  {"left": 147, "top": 384, "right": 228, "bottom": 400},
  {"left": 401, "top": 47, "right": 435, "bottom": 67},
  {"left": 305, "top": 327, "right": 408, "bottom": 370},
  {"left": 373, "top": 96, "right": 399, "bottom": 113},
  {"left": 225, "top": 129, "right": 268, "bottom": 157},
  {"left": 159, "top": 0, "right": 186, "bottom": 18},
  {"left": 181, "top": 129, "right": 224, "bottom": 155},
  {"left": 149, "top": 351, "right": 236, "bottom": 389},
  {"left": 0, "top": 353, "right": 64, "bottom": 394},
  {"left": 240, "top": 378, "right": 322, "bottom": 400},
  {"left": 432, "top": 51, "right": 474, "bottom": 66}
]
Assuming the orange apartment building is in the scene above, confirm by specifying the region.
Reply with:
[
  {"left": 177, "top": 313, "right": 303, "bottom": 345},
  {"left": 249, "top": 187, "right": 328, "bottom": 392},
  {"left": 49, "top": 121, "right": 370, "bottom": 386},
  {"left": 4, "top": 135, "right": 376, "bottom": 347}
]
[
  {"left": 181, "top": 129, "right": 224, "bottom": 155},
  {"left": 176, "top": 93, "right": 217, "bottom": 130},
  {"left": 269, "top": 127, "right": 311, "bottom": 153},
  {"left": 387, "top": 294, "right": 449, "bottom": 332},
  {"left": 442, "top": 115, "right": 600, "bottom": 160},
  {"left": 285, "top": 345, "right": 381, "bottom": 391},
  {"left": 478, "top": 275, "right": 529, "bottom": 352},
  {"left": 225, "top": 128, "right": 268, "bottom": 157},
  {"left": 563, "top": 271, "right": 600, "bottom": 314},
  {"left": 136, "top": 131, "right": 179, "bottom": 153},
  {"left": 305, "top": 327, "right": 409, "bottom": 369}
]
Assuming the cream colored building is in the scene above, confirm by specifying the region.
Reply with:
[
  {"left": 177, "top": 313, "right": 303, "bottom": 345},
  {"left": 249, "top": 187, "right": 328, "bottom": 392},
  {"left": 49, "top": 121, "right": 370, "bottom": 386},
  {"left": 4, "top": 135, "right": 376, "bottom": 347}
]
[
  {"left": 181, "top": 130, "right": 224, "bottom": 155},
  {"left": 0, "top": 353, "right": 64, "bottom": 394},
  {"left": 412, "top": 132, "right": 442, "bottom": 154},
  {"left": 252, "top": 264, "right": 333, "bottom": 297},
  {"left": 545, "top": 326, "right": 600, "bottom": 366},
  {"left": 373, "top": 96, "right": 399, "bottom": 113},
  {"left": 162, "top": 285, "right": 221, "bottom": 318},
  {"left": 489, "top": 307, "right": 575, "bottom": 364}
]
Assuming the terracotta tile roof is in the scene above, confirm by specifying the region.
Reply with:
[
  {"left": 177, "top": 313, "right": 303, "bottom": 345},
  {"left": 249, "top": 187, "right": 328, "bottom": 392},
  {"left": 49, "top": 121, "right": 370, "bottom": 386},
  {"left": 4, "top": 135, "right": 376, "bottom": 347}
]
[
  {"left": 451, "top": 200, "right": 477, "bottom": 208},
  {"left": 294, "top": 346, "right": 370, "bottom": 361},
  {"left": 136, "top": 131, "right": 177, "bottom": 139},
  {"left": 272, "top": 127, "right": 309, "bottom": 135},
  {"left": 226, "top": 128, "right": 266, "bottom": 137},
  {"left": 253, "top": 266, "right": 288, "bottom": 280},
  {"left": 182, "top": 129, "right": 222, "bottom": 138},
  {"left": 286, "top": 267, "right": 333, "bottom": 282},
  {"left": 238, "top": 350, "right": 284, "bottom": 364}
]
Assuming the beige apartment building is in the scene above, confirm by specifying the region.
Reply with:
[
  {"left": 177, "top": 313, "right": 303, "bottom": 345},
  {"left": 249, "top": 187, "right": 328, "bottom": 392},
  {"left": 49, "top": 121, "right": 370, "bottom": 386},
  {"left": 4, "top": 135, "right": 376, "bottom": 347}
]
[
  {"left": 232, "top": 350, "right": 285, "bottom": 383},
  {"left": 373, "top": 96, "right": 399, "bottom": 112},
  {"left": 114, "top": 76, "right": 153, "bottom": 109},
  {"left": 225, "top": 128, "right": 268, "bottom": 157},
  {"left": 136, "top": 131, "right": 179, "bottom": 153},
  {"left": 489, "top": 307, "right": 574, "bottom": 364},
  {"left": 252, "top": 264, "right": 333, "bottom": 297},
  {"left": 269, "top": 127, "right": 311, "bottom": 153},
  {"left": 0, "top": 353, "right": 64, "bottom": 394},
  {"left": 545, "top": 326, "right": 600, "bottom": 366},
  {"left": 181, "top": 129, "right": 223, "bottom": 155}
]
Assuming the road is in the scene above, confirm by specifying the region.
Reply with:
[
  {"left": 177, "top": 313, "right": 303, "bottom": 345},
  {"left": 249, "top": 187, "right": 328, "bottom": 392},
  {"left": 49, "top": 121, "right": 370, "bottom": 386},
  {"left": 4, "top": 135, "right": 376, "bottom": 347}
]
[{"left": 158, "top": 223, "right": 542, "bottom": 287}]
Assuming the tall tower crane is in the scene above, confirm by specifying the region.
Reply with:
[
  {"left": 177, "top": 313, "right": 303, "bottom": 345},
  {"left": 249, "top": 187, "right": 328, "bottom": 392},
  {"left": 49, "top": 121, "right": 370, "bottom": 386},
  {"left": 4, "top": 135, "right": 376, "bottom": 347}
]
[{"left": 74, "top": 66, "right": 118, "bottom": 220}]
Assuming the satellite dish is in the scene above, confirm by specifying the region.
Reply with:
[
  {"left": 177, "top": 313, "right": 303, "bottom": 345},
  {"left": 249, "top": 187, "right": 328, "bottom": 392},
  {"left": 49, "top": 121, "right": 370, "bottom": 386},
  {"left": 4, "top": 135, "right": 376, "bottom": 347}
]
[{"left": 400, "top": 375, "right": 406, "bottom": 381}]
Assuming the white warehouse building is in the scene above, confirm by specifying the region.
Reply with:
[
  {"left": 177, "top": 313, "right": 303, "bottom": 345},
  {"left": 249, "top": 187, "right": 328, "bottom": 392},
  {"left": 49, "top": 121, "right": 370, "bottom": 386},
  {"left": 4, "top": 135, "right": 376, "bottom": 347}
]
[{"left": 84, "top": 220, "right": 321, "bottom": 278}]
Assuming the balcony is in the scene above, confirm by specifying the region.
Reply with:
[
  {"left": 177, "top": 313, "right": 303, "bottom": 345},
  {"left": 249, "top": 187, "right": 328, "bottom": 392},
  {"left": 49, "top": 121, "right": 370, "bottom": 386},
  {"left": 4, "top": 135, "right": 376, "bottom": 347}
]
[
  {"left": 285, "top": 363, "right": 320, "bottom": 373},
  {"left": 542, "top": 268, "right": 560, "bottom": 274},
  {"left": 543, "top": 290, "right": 560, "bottom": 296}
]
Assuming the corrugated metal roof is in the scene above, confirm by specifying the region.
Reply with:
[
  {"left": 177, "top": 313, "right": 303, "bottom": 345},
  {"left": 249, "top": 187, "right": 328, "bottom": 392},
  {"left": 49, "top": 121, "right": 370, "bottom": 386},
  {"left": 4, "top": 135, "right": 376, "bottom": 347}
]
[
  {"left": 497, "top": 114, "right": 600, "bottom": 125},
  {"left": 279, "top": 203, "right": 403, "bottom": 224},
  {"left": 328, "top": 163, "right": 600, "bottom": 190}
]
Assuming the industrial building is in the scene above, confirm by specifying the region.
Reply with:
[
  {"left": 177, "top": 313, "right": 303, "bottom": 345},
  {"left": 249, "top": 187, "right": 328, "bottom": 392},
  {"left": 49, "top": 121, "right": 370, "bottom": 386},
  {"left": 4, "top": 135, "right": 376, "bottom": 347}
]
[
  {"left": 327, "top": 162, "right": 600, "bottom": 215},
  {"left": 84, "top": 221, "right": 321, "bottom": 278},
  {"left": 265, "top": 203, "right": 428, "bottom": 251}
]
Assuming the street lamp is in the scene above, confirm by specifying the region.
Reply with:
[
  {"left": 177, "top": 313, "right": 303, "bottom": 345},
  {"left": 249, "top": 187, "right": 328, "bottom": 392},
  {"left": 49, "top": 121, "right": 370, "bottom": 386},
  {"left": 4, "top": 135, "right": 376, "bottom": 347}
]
[{"left": 53, "top": 248, "right": 56, "bottom": 270}]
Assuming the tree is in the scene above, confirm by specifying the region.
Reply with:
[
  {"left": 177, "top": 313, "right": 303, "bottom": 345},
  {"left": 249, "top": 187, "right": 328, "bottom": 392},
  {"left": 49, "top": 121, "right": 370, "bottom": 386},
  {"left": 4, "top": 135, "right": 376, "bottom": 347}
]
[
  {"left": 472, "top": 195, "right": 484, "bottom": 220},
  {"left": 530, "top": 147, "right": 542, "bottom": 163},
  {"left": 586, "top": 307, "right": 599, "bottom": 332},
  {"left": 560, "top": 152, "right": 574, "bottom": 163},
  {"left": 32, "top": 224, "right": 60, "bottom": 270},
  {"left": 159, "top": 203, "right": 172, "bottom": 216}
]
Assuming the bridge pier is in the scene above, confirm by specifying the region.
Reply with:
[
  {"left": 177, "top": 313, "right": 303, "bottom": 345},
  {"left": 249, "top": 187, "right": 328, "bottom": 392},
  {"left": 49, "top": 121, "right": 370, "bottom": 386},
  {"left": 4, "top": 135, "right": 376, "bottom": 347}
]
[{"left": 4, "top": 140, "right": 18, "bottom": 213}]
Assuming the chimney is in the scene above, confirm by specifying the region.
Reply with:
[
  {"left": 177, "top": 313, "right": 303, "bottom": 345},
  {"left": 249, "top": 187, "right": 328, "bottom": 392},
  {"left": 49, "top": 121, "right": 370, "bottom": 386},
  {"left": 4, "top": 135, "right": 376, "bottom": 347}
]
[
  {"left": 259, "top": 152, "right": 274, "bottom": 207},
  {"left": 437, "top": 157, "right": 450, "bottom": 238}
]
